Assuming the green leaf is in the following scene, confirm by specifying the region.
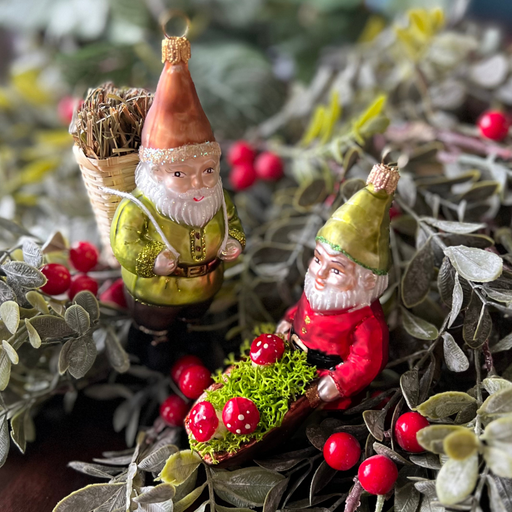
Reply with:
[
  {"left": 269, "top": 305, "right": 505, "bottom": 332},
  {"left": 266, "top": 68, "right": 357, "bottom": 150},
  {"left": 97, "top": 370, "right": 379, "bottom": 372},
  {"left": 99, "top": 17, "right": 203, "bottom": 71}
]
[
  {"left": 478, "top": 387, "right": 512, "bottom": 418},
  {"left": 216, "top": 506, "right": 254, "bottom": 512},
  {"left": 0, "top": 281, "right": 16, "bottom": 304},
  {"left": 211, "top": 467, "right": 286, "bottom": 508},
  {"left": 25, "top": 290, "right": 49, "bottom": 314},
  {"left": 0, "top": 417, "right": 9, "bottom": 468},
  {"left": 1, "top": 261, "right": 46, "bottom": 289},
  {"left": 263, "top": 477, "right": 289, "bottom": 512},
  {"left": 483, "top": 377, "right": 512, "bottom": 395},
  {"left": 22, "top": 238, "right": 42, "bottom": 267},
  {"left": 0, "top": 350, "right": 11, "bottom": 391},
  {"left": 362, "top": 409, "right": 385, "bottom": 442},
  {"left": 25, "top": 319, "right": 41, "bottom": 348},
  {"left": 401, "top": 239, "right": 434, "bottom": 308},
  {"left": 105, "top": 330, "right": 130, "bottom": 373},
  {"left": 442, "top": 333, "right": 469, "bottom": 372},
  {"left": 2, "top": 340, "right": 18, "bottom": 364},
  {"left": 448, "top": 273, "right": 463, "bottom": 328},
  {"left": 65, "top": 304, "right": 90, "bottom": 335},
  {"left": 173, "top": 482, "right": 207, "bottom": 512},
  {"left": 139, "top": 445, "right": 179, "bottom": 473},
  {"left": 160, "top": 450, "right": 201, "bottom": 486},
  {"left": 416, "top": 392, "right": 476, "bottom": 419},
  {"left": 400, "top": 369, "right": 420, "bottom": 409},
  {"left": 134, "top": 484, "right": 176, "bottom": 504},
  {"left": 462, "top": 293, "right": 492, "bottom": 349},
  {"left": 352, "top": 94, "right": 387, "bottom": 131},
  {"left": 482, "top": 416, "right": 512, "bottom": 444},
  {"left": 444, "top": 246, "right": 502, "bottom": 283},
  {"left": 67, "top": 335, "right": 97, "bottom": 379},
  {"left": 443, "top": 429, "right": 479, "bottom": 460},
  {"left": 417, "top": 425, "right": 467, "bottom": 454},
  {"left": 436, "top": 453, "right": 478, "bottom": 506},
  {"left": 483, "top": 445, "right": 512, "bottom": 478},
  {"left": 401, "top": 308, "right": 439, "bottom": 340},
  {"left": 29, "top": 315, "right": 74, "bottom": 339},
  {"left": 422, "top": 218, "right": 485, "bottom": 234},
  {"left": 0, "top": 300, "right": 20, "bottom": 334},
  {"left": 58, "top": 340, "right": 72, "bottom": 375},
  {"left": 53, "top": 483, "right": 126, "bottom": 512},
  {"left": 394, "top": 481, "right": 420, "bottom": 512},
  {"left": 490, "top": 333, "right": 512, "bottom": 354},
  {"left": 486, "top": 475, "right": 512, "bottom": 512},
  {"left": 10, "top": 408, "right": 26, "bottom": 453},
  {"left": 73, "top": 290, "right": 100, "bottom": 322}
]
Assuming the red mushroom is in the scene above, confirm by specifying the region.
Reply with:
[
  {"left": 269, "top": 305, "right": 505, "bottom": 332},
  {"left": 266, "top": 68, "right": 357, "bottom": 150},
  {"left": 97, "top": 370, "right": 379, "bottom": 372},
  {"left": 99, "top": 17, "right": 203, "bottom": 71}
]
[
  {"left": 188, "top": 401, "right": 223, "bottom": 442},
  {"left": 222, "top": 397, "right": 260, "bottom": 435},
  {"left": 250, "top": 334, "right": 285, "bottom": 366}
]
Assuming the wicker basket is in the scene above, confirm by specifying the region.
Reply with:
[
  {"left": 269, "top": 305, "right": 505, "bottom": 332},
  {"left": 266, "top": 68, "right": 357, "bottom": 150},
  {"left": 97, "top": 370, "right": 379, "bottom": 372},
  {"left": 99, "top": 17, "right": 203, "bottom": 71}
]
[{"left": 73, "top": 145, "right": 139, "bottom": 267}]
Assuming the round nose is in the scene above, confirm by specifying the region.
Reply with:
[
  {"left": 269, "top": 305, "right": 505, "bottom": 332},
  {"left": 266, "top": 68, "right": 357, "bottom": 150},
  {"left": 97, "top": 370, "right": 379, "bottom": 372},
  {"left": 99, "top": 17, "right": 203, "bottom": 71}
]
[
  {"left": 190, "top": 173, "right": 203, "bottom": 189},
  {"left": 316, "top": 265, "right": 329, "bottom": 279}
]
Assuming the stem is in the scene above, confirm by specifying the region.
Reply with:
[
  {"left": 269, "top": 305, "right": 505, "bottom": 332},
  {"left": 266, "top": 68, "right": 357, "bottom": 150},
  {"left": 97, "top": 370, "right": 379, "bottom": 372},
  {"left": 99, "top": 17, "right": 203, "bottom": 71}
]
[
  {"left": 474, "top": 349, "right": 483, "bottom": 435},
  {"left": 472, "top": 465, "right": 489, "bottom": 512},
  {"left": 205, "top": 465, "right": 216, "bottom": 512}
]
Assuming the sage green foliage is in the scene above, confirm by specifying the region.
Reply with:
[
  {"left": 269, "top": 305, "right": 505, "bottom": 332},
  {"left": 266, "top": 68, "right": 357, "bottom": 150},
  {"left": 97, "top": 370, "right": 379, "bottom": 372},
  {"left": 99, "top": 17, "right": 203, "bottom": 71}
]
[{"left": 190, "top": 348, "right": 316, "bottom": 461}]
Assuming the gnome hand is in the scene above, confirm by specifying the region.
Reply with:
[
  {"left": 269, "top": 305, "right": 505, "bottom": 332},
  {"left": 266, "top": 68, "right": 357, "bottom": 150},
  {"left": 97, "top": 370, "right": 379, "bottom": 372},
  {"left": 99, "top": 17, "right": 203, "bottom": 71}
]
[
  {"left": 276, "top": 320, "right": 292, "bottom": 337},
  {"left": 219, "top": 238, "right": 242, "bottom": 261},
  {"left": 318, "top": 375, "right": 341, "bottom": 402},
  {"left": 154, "top": 249, "right": 178, "bottom": 276}
]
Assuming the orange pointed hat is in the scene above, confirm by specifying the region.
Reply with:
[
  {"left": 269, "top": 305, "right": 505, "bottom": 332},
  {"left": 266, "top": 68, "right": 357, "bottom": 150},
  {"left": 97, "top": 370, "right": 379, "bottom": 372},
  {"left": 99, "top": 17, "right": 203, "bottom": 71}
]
[{"left": 139, "top": 35, "right": 221, "bottom": 164}]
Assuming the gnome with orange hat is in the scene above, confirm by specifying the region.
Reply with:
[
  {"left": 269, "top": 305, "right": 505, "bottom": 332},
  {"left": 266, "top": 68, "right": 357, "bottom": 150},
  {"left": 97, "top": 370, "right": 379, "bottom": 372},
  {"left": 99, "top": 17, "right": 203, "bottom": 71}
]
[
  {"left": 110, "top": 34, "right": 245, "bottom": 337},
  {"left": 277, "top": 163, "right": 400, "bottom": 408}
]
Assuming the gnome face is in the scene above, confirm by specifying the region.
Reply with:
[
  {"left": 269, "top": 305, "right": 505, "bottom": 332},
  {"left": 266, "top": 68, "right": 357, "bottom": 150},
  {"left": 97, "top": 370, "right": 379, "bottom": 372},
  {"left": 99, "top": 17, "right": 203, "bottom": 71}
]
[{"left": 304, "top": 242, "right": 388, "bottom": 312}]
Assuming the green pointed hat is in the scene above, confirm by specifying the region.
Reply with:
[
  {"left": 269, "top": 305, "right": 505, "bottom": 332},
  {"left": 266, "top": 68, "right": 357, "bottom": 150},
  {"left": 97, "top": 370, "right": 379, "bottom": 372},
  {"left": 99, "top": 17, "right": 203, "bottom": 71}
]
[{"left": 316, "top": 163, "right": 400, "bottom": 275}]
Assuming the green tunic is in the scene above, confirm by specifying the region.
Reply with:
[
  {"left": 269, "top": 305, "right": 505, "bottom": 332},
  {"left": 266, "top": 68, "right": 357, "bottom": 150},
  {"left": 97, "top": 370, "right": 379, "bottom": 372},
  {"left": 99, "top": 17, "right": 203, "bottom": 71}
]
[{"left": 110, "top": 188, "right": 245, "bottom": 307}]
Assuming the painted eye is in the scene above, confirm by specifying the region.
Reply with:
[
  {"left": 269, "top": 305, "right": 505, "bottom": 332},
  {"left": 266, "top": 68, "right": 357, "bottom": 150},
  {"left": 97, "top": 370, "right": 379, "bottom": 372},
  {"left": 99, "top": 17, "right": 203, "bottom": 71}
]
[
  {"left": 332, "top": 269, "right": 341, "bottom": 275},
  {"left": 314, "top": 257, "right": 320, "bottom": 264},
  {"left": 174, "top": 171, "right": 183, "bottom": 178},
  {"left": 204, "top": 167, "right": 215, "bottom": 174}
]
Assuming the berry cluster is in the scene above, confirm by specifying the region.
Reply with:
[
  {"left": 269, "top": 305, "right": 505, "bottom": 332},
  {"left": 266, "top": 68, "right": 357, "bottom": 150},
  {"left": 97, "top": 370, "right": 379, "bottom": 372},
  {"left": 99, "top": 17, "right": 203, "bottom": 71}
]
[
  {"left": 227, "top": 141, "right": 284, "bottom": 191},
  {"left": 321, "top": 411, "right": 430, "bottom": 497}
]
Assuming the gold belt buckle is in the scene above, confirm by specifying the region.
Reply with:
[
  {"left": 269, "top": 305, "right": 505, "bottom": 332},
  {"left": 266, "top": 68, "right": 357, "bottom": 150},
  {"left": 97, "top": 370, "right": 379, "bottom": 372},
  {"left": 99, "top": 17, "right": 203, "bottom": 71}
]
[{"left": 187, "top": 264, "right": 206, "bottom": 277}]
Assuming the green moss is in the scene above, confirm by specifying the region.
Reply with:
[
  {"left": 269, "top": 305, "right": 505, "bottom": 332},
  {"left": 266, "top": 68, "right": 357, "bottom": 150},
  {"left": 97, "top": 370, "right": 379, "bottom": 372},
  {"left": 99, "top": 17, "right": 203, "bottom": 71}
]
[{"left": 189, "top": 347, "right": 316, "bottom": 462}]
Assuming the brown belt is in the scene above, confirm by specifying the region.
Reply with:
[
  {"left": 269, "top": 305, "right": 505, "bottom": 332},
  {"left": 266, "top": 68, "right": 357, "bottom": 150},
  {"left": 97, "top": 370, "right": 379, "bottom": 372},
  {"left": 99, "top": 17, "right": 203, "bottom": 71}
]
[{"left": 172, "top": 258, "right": 221, "bottom": 278}]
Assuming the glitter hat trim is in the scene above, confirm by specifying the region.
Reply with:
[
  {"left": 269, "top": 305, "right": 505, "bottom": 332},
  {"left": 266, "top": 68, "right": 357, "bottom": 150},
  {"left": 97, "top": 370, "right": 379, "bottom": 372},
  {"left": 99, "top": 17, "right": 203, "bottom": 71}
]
[{"left": 139, "top": 142, "right": 222, "bottom": 165}]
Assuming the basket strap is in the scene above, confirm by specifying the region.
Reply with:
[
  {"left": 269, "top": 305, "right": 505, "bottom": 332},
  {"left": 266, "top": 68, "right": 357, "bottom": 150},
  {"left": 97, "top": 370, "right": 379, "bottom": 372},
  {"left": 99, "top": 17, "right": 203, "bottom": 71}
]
[{"left": 99, "top": 187, "right": 180, "bottom": 260}]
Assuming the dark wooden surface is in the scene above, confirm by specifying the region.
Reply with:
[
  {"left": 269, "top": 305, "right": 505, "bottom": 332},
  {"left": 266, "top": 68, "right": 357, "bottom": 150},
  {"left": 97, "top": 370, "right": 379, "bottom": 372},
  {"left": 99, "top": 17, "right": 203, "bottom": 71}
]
[{"left": 0, "top": 396, "right": 125, "bottom": 512}]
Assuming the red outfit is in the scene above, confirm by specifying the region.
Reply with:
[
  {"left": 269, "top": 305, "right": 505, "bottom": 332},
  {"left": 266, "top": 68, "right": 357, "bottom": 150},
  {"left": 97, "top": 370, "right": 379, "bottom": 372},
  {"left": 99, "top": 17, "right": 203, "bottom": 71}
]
[{"left": 285, "top": 293, "right": 389, "bottom": 409}]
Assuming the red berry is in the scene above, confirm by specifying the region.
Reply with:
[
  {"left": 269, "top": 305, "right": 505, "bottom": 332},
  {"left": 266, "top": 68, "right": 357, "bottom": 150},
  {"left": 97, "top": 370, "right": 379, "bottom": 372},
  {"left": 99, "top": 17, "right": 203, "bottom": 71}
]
[
  {"left": 222, "top": 397, "right": 260, "bottom": 435},
  {"left": 171, "top": 355, "right": 204, "bottom": 383},
  {"left": 323, "top": 432, "right": 361, "bottom": 471},
  {"left": 478, "top": 110, "right": 509, "bottom": 141},
  {"left": 229, "top": 162, "right": 257, "bottom": 191},
  {"left": 178, "top": 365, "right": 213, "bottom": 400},
  {"left": 228, "top": 141, "right": 257, "bottom": 166},
  {"left": 394, "top": 412, "right": 430, "bottom": 453},
  {"left": 69, "top": 241, "right": 99, "bottom": 272},
  {"left": 99, "top": 278, "right": 127, "bottom": 309},
  {"left": 58, "top": 96, "right": 83, "bottom": 124},
  {"left": 250, "top": 333, "right": 285, "bottom": 366},
  {"left": 358, "top": 455, "right": 398, "bottom": 495},
  {"left": 188, "top": 401, "right": 219, "bottom": 442},
  {"left": 40, "top": 263, "right": 71, "bottom": 295},
  {"left": 160, "top": 395, "right": 189, "bottom": 427},
  {"left": 254, "top": 152, "right": 284, "bottom": 181},
  {"left": 68, "top": 274, "right": 99, "bottom": 300}
]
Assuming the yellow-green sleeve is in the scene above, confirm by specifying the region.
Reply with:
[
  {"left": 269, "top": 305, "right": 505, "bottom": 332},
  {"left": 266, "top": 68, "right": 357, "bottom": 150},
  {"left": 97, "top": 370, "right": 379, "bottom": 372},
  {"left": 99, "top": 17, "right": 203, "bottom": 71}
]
[
  {"left": 224, "top": 190, "right": 246, "bottom": 250},
  {"left": 110, "top": 199, "right": 165, "bottom": 278}
]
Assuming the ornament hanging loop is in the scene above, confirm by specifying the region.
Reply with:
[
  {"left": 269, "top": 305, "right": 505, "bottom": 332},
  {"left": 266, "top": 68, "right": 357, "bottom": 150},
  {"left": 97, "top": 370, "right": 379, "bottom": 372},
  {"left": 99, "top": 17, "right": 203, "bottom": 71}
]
[
  {"left": 160, "top": 10, "right": 190, "bottom": 40},
  {"left": 159, "top": 11, "right": 192, "bottom": 64}
]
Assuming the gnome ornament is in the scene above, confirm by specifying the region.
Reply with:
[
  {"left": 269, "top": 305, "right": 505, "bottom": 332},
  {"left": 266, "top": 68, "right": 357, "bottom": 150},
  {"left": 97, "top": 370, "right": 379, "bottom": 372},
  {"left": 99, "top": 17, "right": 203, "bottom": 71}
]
[
  {"left": 110, "top": 29, "right": 245, "bottom": 338},
  {"left": 277, "top": 163, "right": 400, "bottom": 408}
]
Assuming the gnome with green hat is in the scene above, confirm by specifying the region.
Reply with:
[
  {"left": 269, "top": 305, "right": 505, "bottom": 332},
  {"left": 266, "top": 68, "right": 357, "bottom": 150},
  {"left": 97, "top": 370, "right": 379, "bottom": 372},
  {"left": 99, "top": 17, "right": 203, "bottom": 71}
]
[{"left": 277, "top": 163, "right": 400, "bottom": 408}]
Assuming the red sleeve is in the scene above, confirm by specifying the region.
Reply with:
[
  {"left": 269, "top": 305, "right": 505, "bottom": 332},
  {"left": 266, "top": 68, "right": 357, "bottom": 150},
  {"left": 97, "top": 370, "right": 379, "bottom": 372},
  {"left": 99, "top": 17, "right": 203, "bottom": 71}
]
[
  {"left": 284, "top": 303, "right": 299, "bottom": 323},
  {"left": 329, "top": 316, "right": 388, "bottom": 398}
]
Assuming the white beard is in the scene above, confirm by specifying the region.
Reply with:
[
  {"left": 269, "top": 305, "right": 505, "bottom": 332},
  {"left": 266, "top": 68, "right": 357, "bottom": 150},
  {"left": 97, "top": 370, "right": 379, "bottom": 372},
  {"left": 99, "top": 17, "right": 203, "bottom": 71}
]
[
  {"left": 135, "top": 162, "right": 223, "bottom": 228},
  {"left": 303, "top": 270, "right": 387, "bottom": 312}
]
